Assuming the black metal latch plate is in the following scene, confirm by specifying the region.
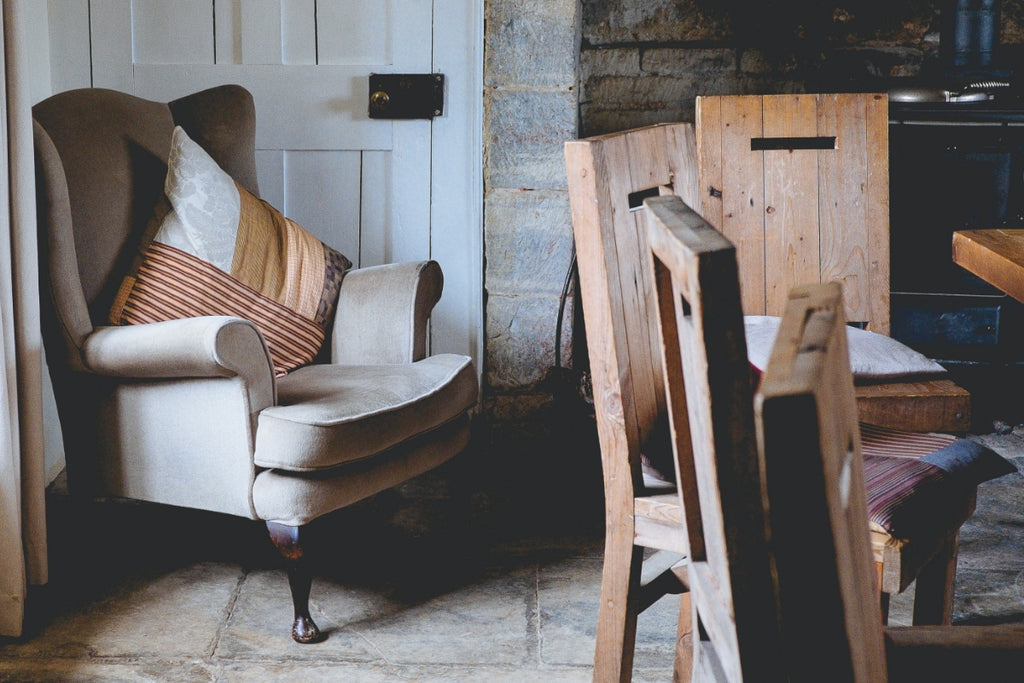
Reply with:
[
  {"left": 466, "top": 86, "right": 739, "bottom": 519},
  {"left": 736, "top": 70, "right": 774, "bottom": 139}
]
[{"left": 368, "top": 73, "right": 444, "bottom": 119}]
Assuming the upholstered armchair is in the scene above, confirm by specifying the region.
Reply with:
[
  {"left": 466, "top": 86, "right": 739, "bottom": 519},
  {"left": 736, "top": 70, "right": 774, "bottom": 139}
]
[{"left": 32, "top": 85, "right": 477, "bottom": 643}]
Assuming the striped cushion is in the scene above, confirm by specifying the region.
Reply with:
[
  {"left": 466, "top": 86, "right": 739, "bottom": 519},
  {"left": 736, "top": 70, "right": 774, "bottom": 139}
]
[
  {"left": 863, "top": 454, "right": 950, "bottom": 536},
  {"left": 115, "top": 241, "right": 326, "bottom": 376},
  {"left": 859, "top": 423, "right": 1010, "bottom": 537},
  {"left": 110, "top": 126, "right": 350, "bottom": 376}
]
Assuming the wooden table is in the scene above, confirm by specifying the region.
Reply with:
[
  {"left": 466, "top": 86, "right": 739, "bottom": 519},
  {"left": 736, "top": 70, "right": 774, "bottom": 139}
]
[{"left": 952, "top": 229, "right": 1024, "bottom": 304}]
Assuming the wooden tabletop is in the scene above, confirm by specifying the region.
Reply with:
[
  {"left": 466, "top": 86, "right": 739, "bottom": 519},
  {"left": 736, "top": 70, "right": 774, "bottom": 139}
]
[{"left": 952, "top": 229, "right": 1024, "bottom": 304}]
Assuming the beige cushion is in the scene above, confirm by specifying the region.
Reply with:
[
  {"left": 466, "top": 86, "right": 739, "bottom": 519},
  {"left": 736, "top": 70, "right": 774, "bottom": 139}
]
[
  {"left": 110, "top": 126, "right": 351, "bottom": 376},
  {"left": 745, "top": 315, "right": 946, "bottom": 380},
  {"left": 254, "top": 354, "right": 478, "bottom": 471}
]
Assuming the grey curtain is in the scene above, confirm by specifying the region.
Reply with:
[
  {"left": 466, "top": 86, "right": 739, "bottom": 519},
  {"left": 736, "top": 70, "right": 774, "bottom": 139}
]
[{"left": 0, "top": 0, "right": 45, "bottom": 638}]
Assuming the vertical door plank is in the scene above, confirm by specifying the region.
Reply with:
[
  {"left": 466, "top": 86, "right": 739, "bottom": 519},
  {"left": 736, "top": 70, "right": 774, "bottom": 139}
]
[
  {"left": 283, "top": 150, "right": 362, "bottom": 263},
  {"left": 133, "top": 64, "right": 393, "bottom": 151},
  {"left": 864, "top": 94, "right": 890, "bottom": 334},
  {"left": 430, "top": 0, "right": 483, "bottom": 359},
  {"left": 48, "top": 0, "right": 92, "bottom": 91},
  {"left": 389, "top": 119, "right": 432, "bottom": 263},
  {"left": 719, "top": 95, "right": 766, "bottom": 315},
  {"left": 255, "top": 149, "right": 285, "bottom": 213},
  {"left": 316, "top": 0, "right": 391, "bottom": 65},
  {"left": 359, "top": 151, "right": 389, "bottom": 268},
  {"left": 130, "top": 0, "right": 215, "bottom": 65},
  {"left": 90, "top": 0, "right": 133, "bottom": 91},
  {"left": 763, "top": 94, "right": 820, "bottom": 317},
  {"left": 392, "top": 0, "right": 431, "bottom": 70},
  {"left": 240, "top": 0, "right": 283, "bottom": 65},
  {"left": 282, "top": 0, "right": 317, "bottom": 65},
  {"left": 214, "top": 0, "right": 241, "bottom": 65}
]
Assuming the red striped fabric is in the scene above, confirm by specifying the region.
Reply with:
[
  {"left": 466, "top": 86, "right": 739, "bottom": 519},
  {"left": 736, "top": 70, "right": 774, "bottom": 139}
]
[
  {"left": 859, "top": 423, "right": 958, "bottom": 535},
  {"left": 863, "top": 455, "right": 947, "bottom": 534},
  {"left": 115, "top": 241, "right": 324, "bottom": 376},
  {"left": 860, "top": 422, "right": 957, "bottom": 459}
]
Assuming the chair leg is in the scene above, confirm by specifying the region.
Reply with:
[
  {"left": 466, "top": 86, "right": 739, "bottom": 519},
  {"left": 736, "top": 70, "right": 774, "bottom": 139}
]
[
  {"left": 912, "top": 531, "right": 959, "bottom": 625},
  {"left": 673, "top": 591, "right": 694, "bottom": 682},
  {"left": 593, "top": 534, "right": 644, "bottom": 682},
  {"left": 266, "top": 521, "right": 323, "bottom": 643}
]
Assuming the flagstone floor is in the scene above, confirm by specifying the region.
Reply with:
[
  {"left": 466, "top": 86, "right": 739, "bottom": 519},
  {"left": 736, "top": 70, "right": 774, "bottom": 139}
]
[{"left": 1, "top": 430, "right": 1022, "bottom": 682}]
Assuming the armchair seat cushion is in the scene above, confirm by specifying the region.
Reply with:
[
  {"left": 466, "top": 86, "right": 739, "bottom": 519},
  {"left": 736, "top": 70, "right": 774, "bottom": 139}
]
[{"left": 254, "top": 354, "right": 477, "bottom": 471}]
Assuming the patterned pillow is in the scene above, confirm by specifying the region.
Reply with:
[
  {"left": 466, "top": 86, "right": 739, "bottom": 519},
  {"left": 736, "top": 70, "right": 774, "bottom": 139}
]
[{"left": 110, "top": 126, "right": 351, "bottom": 376}]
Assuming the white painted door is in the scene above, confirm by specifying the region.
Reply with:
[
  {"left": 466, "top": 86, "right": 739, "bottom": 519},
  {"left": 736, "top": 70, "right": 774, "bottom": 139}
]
[{"left": 46, "top": 0, "right": 482, "bottom": 366}]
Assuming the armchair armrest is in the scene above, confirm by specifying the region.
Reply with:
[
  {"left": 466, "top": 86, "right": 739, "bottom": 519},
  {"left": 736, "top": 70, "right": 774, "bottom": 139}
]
[
  {"left": 82, "top": 316, "right": 274, "bottom": 380},
  {"left": 331, "top": 260, "right": 443, "bottom": 365}
]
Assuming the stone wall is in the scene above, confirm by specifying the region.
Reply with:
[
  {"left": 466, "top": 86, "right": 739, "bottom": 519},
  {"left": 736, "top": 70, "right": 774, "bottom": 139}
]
[
  {"left": 582, "top": 0, "right": 1024, "bottom": 136},
  {"left": 477, "top": 1, "right": 1024, "bottom": 511},
  {"left": 480, "top": 1, "right": 602, "bottom": 522}
]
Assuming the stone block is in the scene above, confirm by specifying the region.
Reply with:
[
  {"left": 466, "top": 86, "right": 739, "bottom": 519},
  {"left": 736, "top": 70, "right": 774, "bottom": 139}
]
[
  {"left": 583, "top": 0, "right": 729, "bottom": 46},
  {"left": 485, "top": 88, "right": 578, "bottom": 191},
  {"left": 486, "top": 294, "right": 572, "bottom": 388},
  {"left": 580, "top": 47, "right": 641, "bottom": 78},
  {"left": 641, "top": 47, "right": 735, "bottom": 77},
  {"left": 485, "top": 188, "right": 574, "bottom": 297},
  {"left": 485, "top": 0, "right": 580, "bottom": 88}
]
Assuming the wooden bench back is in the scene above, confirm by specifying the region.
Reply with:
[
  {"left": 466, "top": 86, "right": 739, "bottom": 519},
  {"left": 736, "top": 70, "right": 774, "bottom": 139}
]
[{"left": 696, "top": 93, "right": 890, "bottom": 332}]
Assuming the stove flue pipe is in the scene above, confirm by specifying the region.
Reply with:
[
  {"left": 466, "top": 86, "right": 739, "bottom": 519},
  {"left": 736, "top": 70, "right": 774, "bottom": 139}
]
[{"left": 944, "top": 0, "right": 1002, "bottom": 69}]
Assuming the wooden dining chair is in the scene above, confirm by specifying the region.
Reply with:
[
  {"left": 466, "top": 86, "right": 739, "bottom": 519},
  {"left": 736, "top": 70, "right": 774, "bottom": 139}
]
[
  {"left": 756, "top": 281, "right": 1024, "bottom": 682},
  {"left": 565, "top": 122, "right": 701, "bottom": 680},
  {"left": 695, "top": 93, "right": 971, "bottom": 433},
  {"left": 646, "top": 196, "right": 1024, "bottom": 680}
]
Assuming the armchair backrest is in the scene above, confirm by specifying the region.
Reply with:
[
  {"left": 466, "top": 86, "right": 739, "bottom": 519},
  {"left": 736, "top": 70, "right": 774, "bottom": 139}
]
[{"left": 33, "top": 85, "right": 259, "bottom": 364}]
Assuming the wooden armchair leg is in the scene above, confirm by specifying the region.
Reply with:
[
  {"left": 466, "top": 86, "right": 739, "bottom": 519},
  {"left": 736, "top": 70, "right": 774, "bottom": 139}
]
[
  {"left": 267, "top": 521, "right": 323, "bottom": 643},
  {"left": 912, "top": 532, "right": 959, "bottom": 626}
]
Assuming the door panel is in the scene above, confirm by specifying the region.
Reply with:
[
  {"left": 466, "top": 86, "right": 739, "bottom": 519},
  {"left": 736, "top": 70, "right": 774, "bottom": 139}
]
[{"left": 46, "top": 0, "right": 480, "bottom": 365}]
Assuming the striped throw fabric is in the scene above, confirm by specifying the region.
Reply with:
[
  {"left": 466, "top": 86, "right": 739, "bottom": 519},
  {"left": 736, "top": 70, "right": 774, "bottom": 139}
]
[{"left": 113, "top": 242, "right": 325, "bottom": 376}]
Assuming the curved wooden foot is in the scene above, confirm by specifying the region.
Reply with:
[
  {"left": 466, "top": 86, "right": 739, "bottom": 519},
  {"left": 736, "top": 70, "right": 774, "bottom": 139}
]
[{"left": 267, "top": 521, "right": 324, "bottom": 644}]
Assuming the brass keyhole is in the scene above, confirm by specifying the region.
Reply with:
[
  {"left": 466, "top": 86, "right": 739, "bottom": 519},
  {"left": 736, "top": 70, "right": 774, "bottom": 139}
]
[{"left": 370, "top": 90, "right": 390, "bottom": 109}]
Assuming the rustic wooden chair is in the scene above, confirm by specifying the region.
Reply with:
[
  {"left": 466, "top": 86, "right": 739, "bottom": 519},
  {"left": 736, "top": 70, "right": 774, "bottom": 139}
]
[
  {"left": 565, "top": 120, "right": 700, "bottom": 679},
  {"left": 565, "top": 120, "right": 990, "bottom": 678},
  {"left": 695, "top": 93, "right": 971, "bottom": 433},
  {"left": 646, "top": 195, "right": 1024, "bottom": 681},
  {"left": 565, "top": 123, "right": 701, "bottom": 680}
]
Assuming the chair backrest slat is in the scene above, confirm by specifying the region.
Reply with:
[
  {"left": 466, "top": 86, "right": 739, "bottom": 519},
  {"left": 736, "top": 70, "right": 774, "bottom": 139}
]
[{"left": 565, "top": 123, "right": 700, "bottom": 494}]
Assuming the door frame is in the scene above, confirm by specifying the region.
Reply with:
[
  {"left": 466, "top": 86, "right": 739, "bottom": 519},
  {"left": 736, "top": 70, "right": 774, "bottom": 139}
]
[{"left": 429, "top": 0, "right": 484, "bottom": 370}]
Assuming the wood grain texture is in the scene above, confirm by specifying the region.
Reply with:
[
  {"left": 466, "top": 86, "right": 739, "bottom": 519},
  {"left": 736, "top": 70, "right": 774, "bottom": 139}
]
[
  {"left": 855, "top": 380, "right": 971, "bottom": 433},
  {"left": 763, "top": 94, "right": 820, "bottom": 316},
  {"left": 696, "top": 93, "right": 967, "bottom": 433},
  {"left": 952, "top": 229, "right": 1024, "bottom": 304},
  {"left": 565, "top": 124, "right": 698, "bottom": 682}
]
